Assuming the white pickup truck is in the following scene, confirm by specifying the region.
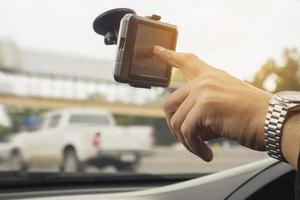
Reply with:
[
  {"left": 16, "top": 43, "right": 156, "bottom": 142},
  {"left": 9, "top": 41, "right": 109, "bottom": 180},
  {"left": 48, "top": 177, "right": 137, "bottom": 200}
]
[{"left": 9, "top": 108, "right": 154, "bottom": 172}]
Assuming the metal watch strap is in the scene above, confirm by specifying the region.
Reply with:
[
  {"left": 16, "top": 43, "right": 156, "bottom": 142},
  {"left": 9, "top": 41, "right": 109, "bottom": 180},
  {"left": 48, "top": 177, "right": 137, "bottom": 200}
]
[{"left": 264, "top": 102, "right": 288, "bottom": 161}]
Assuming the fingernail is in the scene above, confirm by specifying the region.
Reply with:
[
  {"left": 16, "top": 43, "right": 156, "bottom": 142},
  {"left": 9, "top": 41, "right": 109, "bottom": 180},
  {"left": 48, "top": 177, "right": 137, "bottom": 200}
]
[
  {"left": 205, "top": 145, "right": 213, "bottom": 162},
  {"left": 153, "top": 45, "right": 166, "bottom": 54},
  {"left": 198, "top": 144, "right": 213, "bottom": 162}
]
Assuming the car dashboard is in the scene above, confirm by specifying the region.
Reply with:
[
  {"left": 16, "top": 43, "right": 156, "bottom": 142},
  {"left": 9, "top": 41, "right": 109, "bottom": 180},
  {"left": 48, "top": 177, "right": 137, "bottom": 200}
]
[{"left": 0, "top": 159, "right": 295, "bottom": 200}]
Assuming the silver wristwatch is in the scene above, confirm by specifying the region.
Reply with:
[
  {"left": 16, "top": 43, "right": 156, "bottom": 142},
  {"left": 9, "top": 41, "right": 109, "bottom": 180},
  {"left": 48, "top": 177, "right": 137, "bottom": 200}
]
[{"left": 264, "top": 91, "right": 300, "bottom": 161}]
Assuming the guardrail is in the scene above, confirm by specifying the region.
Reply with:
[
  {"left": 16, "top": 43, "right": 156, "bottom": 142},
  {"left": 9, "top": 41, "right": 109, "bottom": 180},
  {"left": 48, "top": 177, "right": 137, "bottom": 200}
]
[{"left": 0, "top": 94, "right": 164, "bottom": 118}]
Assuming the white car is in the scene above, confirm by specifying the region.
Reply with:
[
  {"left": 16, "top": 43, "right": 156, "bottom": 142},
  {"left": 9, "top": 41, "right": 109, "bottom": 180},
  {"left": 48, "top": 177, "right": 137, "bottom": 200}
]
[
  {"left": 0, "top": 142, "right": 12, "bottom": 163},
  {"left": 9, "top": 108, "right": 154, "bottom": 172}
]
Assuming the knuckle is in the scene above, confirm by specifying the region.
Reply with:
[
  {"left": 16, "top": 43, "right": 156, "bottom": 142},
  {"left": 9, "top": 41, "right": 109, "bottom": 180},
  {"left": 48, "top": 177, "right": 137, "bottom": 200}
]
[
  {"left": 191, "top": 86, "right": 202, "bottom": 95},
  {"left": 193, "top": 79, "right": 217, "bottom": 93},
  {"left": 201, "top": 79, "right": 216, "bottom": 90},
  {"left": 202, "top": 96, "right": 214, "bottom": 108},
  {"left": 185, "top": 53, "right": 198, "bottom": 60},
  {"left": 182, "top": 53, "right": 198, "bottom": 64},
  {"left": 181, "top": 122, "right": 190, "bottom": 137},
  {"left": 194, "top": 72, "right": 221, "bottom": 91},
  {"left": 199, "top": 71, "right": 217, "bottom": 82},
  {"left": 197, "top": 95, "right": 215, "bottom": 111},
  {"left": 184, "top": 133, "right": 193, "bottom": 142},
  {"left": 170, "top": 117, "right": 180, "bottom": 132},
  {"left": 203, "top": 117, "right": 213, "bottom": 127},
  {"left": 191, "top": 76, "right": 220, "bottom": 114}
]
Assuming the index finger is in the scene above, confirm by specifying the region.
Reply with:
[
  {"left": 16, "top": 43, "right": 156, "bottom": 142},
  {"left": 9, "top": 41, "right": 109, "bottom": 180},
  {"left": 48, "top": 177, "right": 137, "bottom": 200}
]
[{"left": 153, "top": 45, "right": 212, "bottom": 80}]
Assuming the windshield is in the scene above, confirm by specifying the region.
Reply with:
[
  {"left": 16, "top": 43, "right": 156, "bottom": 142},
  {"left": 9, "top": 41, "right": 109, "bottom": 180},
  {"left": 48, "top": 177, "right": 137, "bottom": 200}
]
[
  {"left": 69, "top": 114, "right": 110, "bottom": 125},
  {"left": 0, "top": 0, "right": 299, "bottom": 180}
]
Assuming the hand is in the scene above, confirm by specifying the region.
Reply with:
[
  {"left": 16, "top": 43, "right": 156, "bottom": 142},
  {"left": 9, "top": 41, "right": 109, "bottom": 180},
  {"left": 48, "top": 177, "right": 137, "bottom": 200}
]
[{"left": 153, "top": 46, "right": 272, "bottom": 162}]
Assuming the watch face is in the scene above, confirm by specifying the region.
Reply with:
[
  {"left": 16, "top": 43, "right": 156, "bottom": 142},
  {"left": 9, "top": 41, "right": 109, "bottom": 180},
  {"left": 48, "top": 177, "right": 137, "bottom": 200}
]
[{"left": 276, "top": 91, "right": 300, "bottom": 103}]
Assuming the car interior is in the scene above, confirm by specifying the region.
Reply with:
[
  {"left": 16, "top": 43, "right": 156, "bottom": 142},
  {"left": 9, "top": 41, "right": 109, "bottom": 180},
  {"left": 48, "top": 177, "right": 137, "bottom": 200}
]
[
  {"left": 0, "top": 159, "right": 295, "bottom": 200},
  {"left": 0, "top": 0, "right": 299, "bottom": 200}
]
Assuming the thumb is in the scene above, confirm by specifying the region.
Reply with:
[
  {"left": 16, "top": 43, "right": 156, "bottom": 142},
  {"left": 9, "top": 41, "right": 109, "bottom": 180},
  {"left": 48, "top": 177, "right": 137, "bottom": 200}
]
[{"left": 153, "top": 45, "right": 212, "bottom": 80}]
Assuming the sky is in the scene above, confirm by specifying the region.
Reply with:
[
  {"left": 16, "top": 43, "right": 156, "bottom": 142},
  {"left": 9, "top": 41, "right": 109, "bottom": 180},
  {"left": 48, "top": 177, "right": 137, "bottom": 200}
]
[{"left": 0, "top": 0, "right": 299, "bottom": 80}]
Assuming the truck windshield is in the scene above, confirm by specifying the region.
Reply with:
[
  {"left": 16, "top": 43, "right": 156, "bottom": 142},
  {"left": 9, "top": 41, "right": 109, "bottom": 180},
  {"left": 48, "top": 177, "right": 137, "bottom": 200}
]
[{"left": 69, "top": 114, "right": 110, "bottom": 125}]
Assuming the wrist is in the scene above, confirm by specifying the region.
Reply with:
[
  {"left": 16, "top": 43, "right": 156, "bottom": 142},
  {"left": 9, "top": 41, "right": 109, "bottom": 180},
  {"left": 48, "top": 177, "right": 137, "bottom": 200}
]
[
  {"left": 282, "top": 113, "right": 300, "bottom": 169},
  {"left": 253, "top": 91, "right": 272, "bottom": 151}
]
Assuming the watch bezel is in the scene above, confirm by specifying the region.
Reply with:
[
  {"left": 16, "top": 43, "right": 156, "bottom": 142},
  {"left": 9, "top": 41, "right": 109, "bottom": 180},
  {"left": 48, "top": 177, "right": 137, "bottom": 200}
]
[{"left": 275, "top": 91, "right": 300, "bottom": 104}]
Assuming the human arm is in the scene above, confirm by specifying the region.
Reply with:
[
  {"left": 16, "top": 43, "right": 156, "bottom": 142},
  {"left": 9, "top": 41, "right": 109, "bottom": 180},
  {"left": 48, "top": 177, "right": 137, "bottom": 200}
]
[
  {"left": 282, "top": 113, "right": 300, "bottom": 168},
  {"left": 153, "top": 45, "right": 300, "bottom": 168}
]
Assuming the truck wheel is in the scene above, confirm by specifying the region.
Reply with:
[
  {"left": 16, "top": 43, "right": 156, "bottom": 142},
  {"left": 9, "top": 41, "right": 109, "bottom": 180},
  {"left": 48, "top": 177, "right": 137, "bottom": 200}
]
[
  {"left": 115, "top": 163, "right": 136, "bottom": 173},
  {"left": 10, "top": 151, "right": 27, "bottom": 172},
  {"left": 61, "top": 148, "right": 83, "bottom": 173}
]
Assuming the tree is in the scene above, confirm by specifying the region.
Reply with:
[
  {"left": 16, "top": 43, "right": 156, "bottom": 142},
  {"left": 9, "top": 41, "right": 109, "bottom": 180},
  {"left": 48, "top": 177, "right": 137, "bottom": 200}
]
[{"left": 251, "top": 48, "right": 300, "bottom": 93}]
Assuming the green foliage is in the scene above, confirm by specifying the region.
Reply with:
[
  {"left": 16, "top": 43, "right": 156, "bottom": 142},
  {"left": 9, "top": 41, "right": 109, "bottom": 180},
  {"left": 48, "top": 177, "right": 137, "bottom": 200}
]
[
  {"left": 251, "top": 48, "right": 300, "bottom": 92},
  {"left": 5, "top": 107, "right": 48, "bottom": 133},
  {"left": 0, "top": 125, "right": 12, "bottom": 140}
]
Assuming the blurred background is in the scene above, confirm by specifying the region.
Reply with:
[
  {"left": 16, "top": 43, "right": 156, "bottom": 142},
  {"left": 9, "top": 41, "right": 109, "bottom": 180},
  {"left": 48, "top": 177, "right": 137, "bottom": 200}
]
[{"left": 0, "top": 0, "right": 299, "bottom": 175}]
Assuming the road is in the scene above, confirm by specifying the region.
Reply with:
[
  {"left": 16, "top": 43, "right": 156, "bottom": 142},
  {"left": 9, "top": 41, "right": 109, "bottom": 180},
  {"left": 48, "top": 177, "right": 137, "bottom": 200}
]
[
  {"left": 0, "top": 145, "right": 269, "bottom": 174},
  {"left": 137, "top": 145, "right": 268, "bottom": 174}
]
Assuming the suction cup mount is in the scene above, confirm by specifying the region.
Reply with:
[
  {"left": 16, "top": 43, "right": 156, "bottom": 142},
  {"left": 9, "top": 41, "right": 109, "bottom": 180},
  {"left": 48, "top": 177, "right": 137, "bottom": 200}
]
[{"left": 93, "top": 8, "right": 161, "bottom": 45}]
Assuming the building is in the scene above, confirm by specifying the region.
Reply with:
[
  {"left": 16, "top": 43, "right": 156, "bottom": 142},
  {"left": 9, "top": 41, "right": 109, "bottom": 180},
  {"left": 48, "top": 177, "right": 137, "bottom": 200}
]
[{"left": 0, "top": 39, "right": 163, "bottom": 104}]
